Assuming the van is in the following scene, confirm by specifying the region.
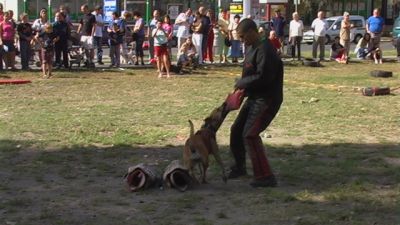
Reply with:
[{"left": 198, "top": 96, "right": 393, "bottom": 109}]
[{"left": 303, "top": 15, "right": 366, "bottom": 45}]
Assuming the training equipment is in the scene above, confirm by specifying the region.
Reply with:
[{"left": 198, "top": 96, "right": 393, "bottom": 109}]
[
  {"left": 124, "top": 163, "right": 160, "bottom": 192},
  {"left": 370, "top": 70, "right": 393, "bottom": 78},
  {"left": 361, "top": 87, "right": 391, "bottom": 96},
  {"left": 163, "top": 160, "right": 193, "bottom": 192},
  {"left": 0, "top": 79, "right": 31, "bottom": 85}
]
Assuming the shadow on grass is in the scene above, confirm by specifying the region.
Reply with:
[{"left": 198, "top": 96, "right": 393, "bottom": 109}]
[
  {"left": 1, "top": 139, "right": 399, "bottom": 189},
  {"left": 1, "top": 139, "right": 399, "bottom": 224}
]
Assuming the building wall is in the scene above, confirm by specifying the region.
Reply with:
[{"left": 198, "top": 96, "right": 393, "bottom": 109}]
[{"left": 0, "top": 0, "right": 23, "bottom": 19}]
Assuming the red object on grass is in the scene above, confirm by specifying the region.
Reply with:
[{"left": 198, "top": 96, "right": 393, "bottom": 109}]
[{"left": 0, "top": 79, "right": 31, "bottom": 85}]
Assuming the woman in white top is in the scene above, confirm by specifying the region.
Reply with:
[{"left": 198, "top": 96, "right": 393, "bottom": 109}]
[
  {"left": 32, "top": 8, "right": 48, "bottom": 65},
  {"left": 175, "top": 8, "right": 192, "bottom": 49},
  {"left": 289, "top": 12, "right": 304, "bottom": 60}
]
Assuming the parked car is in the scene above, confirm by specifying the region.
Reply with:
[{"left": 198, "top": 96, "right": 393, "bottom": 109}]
[
  {"left": 303, "top": 15, "right": 366, "bottom": 45},
  {"left": 392, "top": 15, "right": 400, "bottom": 48}
]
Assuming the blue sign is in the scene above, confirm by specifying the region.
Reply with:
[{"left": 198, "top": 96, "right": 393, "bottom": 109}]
[{"left": 104, "top": 0, "right": 117, "bottom": 23}]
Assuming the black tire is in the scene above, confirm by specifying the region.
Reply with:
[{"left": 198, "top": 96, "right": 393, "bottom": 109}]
[
  {"left": 303, "top": 58, "right": 320, "bottom": 67},
  {"left": 370, "top": 70, "right": 393, "bottom": 78}
]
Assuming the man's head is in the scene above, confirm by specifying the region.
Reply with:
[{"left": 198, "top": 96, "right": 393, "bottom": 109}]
[
  {"left": 199, "top": 6, "right": 206, "bottom": 15},
  {"left": 237, "top": 18, "right": 259, "bottom": 46},
  {"left": 292, "top": 12, "right": 299, "bottom": 20},
  {"left": 373, "top": 8, "right": 380, "bottom": 17},
  {"left": 81, "top": 4, "right": 89, "bottom": 14},
  {"left": 95, "top": 5, "right": 103, "bottom": 14},
  {"left": 269, "top": 30, "right": 277, "bottom": 39},
  {"left": 275, "top": 9, "right": 281, "bottom": 17},
  {"left": 221, "top": 9, "right": 227, "bottom": 19},
  {"left": 317, "top": 11, "right": 324, "bottom": 19},
  {"left": 234, "top": 14, "right": 241, "bottom": 23},
  {"left": 55, "top": 12, "right": 65, "bottom": 22},
  {"left": 153, "top": 10, "right": 159, "bottom": 18},
  {"left": 19, "top": 13, "right": 28, "bottom": 22}
]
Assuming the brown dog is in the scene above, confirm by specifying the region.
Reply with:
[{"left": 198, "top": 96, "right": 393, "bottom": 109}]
[{"left": 183, "top": 103, "right": 228, "bottom": 184}]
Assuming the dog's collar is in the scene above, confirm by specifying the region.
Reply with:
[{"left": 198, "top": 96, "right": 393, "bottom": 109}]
[{"left": 202, "top": 123, "right": 217, "bottom": 133}]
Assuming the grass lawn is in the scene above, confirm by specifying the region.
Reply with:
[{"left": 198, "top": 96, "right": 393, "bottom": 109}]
[{"left": 0, "top": 59, "right": 399, "bottom": 225}]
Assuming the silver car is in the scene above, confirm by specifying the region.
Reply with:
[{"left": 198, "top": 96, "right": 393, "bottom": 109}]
[{"left": 303, "top": 15, "right": 366, "bottom": 45}]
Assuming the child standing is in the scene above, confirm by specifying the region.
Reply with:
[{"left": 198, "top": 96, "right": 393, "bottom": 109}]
[
  {"left": 34, "top": 23, "right": 59, "bottom": 78},
  {"left": 152, "top": 19, "right": 170, "bottom": 78},
  {"left": 108, "top": 22, "right": 122, "bottom": 68}
]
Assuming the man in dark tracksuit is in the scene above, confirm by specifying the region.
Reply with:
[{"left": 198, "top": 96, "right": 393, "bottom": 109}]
[
  {"left": 228, "top": 18, "right": 283, "bottom": 188},
  {"left": 199, "top": 6, "right": 210, "bottom": 64}
]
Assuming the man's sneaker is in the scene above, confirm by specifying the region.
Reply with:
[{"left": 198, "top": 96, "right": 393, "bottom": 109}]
[
  {"left": 227, "top": 166, "right": 247, "bottom": 179},
  {"left": 250, "top": 175, "right": 277, "bottom": 188},
  {"left": 97, "top": 61, "right": 104, "bottom": 65}
]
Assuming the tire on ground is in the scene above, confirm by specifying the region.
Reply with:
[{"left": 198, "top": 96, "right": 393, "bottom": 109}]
[
  {"left": 302, "top": 58, "right": 320, "bottom": 67},
  {"left": 370, "top": 70, "right": 393, "bottom": 78}
]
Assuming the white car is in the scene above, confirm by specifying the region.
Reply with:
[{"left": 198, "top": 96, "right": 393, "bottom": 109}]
[{"left": 303, "top": 15, "right": 366, "bottom": 45}]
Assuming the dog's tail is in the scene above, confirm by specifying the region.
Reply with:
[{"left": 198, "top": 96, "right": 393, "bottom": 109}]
[{"left": 188, "top": 120, "right": 194, "bottom": 138}]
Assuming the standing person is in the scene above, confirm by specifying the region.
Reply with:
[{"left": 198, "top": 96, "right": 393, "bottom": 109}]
[
  {"left": 58, "top": 5, "right": 73, "bottom": 29},
  {"left": 93, "top": 5, "right": 104, "bottom": 65},
  {"left": 17, "top": 13, "right": 33, "bottom": 70},
  {"left": 366, "top": 8, "right": 385, "bottom": 49},
  {"left": 107, "top": 22, "right": 122, "bottom": 68},
  {"left": 311, "top": 11, "right": 328, "bottom": 61},
  {"left": 119, "top": 11, "right": 132, "bottom": 65},
  {"left": 289, "top": 12, "right": 303, "bottom": 60},
  {"left": 32, "top": 8, "right": 48, "bottom": 66},
  {"left": 0, "top": 11, "right": 17, "bottom": 70},
  {"left": 77, "top": 4, "right": 97, "bottom": 67},
  {"left": 162, "top": 15, "right": 174, "bottom": 57},
  {"left": 217, "top": 9, "right": 229, "bottom": 63},
  {"left": 228, "top": 18, "right": 283, "bottom": 188},
  {"left": 148, "top": 10, "right": 160, "bottom": 62},
  {"left": 132, "top": 11, "right": 145, "bottom": 65},
  {"left": 152, "top": 19, "right": 170, "bottom": 78},
  {"left": 175, "top": 8, "right": 192, "bottom": 49},
  {"left": 228, "top": 15, "right": 241, "bottom": 63},
  {"left": 53, "top": 12, "right": 70, "bottom": 69},
  {"left": 35, "top": 23, "right": 59, "bottom": 78},
  {"left": 204, "top": 9, "right": 216, "bottom": 63},
  {"left": 271, "top": 9, "right": 286, "bottom": 54},
  {"left": 199, "top": 6, "right": 211, "bottom": 64},
  {"left": 340, "top": 12, "right": 353, "bottom": 60},
  {"left": 191, "top": 11, "right": 203, "bottom": 64}
]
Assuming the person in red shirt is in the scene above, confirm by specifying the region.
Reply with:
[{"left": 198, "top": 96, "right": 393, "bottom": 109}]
[{"left": 268, "top": 30, "right": 282, "bottom": 56}]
